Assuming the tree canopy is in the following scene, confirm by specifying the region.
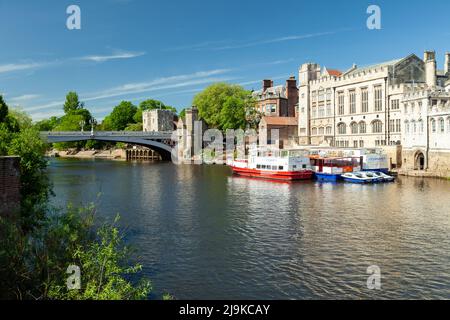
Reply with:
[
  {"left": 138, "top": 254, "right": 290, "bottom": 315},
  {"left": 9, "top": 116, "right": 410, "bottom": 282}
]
[
  {"left": 192, "top": 83, "right": 257, "bottom": 130},
  {"left": 63, "top": 91, "right": 84, "bottom": 114},
  {"left": 108, "top": 101, "right": 137, "bottom": 131}
]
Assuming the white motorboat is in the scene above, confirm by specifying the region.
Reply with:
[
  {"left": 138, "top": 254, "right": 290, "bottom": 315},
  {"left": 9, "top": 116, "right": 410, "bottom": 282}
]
[{"left": 341, "top": 172, "right": 381, "bottom": 184}]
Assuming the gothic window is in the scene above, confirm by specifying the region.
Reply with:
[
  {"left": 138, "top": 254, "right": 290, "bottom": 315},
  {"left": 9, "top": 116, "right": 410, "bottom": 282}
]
[
  {"left": 418, "top": 119, "right": 423, "bottom": 134},
  {"left": 311, "top": 127, "right": 318, "bottom": 136},
  {"left": 430, "top": 118, "right": 436, "bottom": 133},
  {"left": 359, "top": 121, "right": 367, "bottom": 134},
  {"left": 338, "top": 92, "right": 344, "bottom": 115},
  {"left": 405, "top": 120, "right": 410, "bottom": 134},
  {"left": 350, "top": 122, "right": 358, "bottom": 134},
  {"left": 372, "top": 120, "right": 383, "bottom": 133},
  {"left": 374, "top": 86, "right": 383, "bottom": 111},
  {"left": 361, "top": 88, "right": 369, "bottom": 113},
  {"left": 411, "top": 120, "right": 416, "bottom": 134},
  {"left": 319, "top": 127, "right": 325, "bottom": 135},
  {"left": 337, "top": 122, "right": 347, "bottom": 134},
  {"left": 439, "top": 118, "right": 445, "bottom": 133},
  {"left": 349, "top": 90, "right": 356, "bottom": 114},
  {"left": 326, "top": 126, "right": 332, "bottom": 135}
]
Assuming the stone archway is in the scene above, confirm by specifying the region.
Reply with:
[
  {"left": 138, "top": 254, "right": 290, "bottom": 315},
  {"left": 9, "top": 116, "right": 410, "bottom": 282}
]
[{"left": 414, "top": 151, "right": 425, "bottom": 170}]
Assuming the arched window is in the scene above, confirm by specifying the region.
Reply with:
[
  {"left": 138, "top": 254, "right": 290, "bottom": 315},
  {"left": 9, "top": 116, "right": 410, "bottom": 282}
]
[
  {"left": 326, "top": 126, "right": 332, "bottom": 135},
  {"left": 319, "top": 127, "right": 325, "bottom": 135},
  {"left": 337, "top": 122, "right": 347, "bottom": 135},
  {"left": 411, "top": 120, "right": 416, "bottom": 134},
  {"left": 359, "top": 121, "right": 366, "bottom": 134},
  {"left": 431, "top": 118, "right": 436, "bottom": 133},
  {"left": 418, "top": 119, "right": 423, "bottom": 134},
  {"left": 350, "top": 122, "right": 358, "bottom": 134},
  {"left": 372, "top": 120, "right": 383, "bottom": 133},
  {"left": 311, "top": 127, "right": 318, "bottom": 136},
  {"left": 439, "top": 118, "right": 445, "bottom": 133},
  {"left": 405, "top": 120, "right": 409, "bottom": 134}
]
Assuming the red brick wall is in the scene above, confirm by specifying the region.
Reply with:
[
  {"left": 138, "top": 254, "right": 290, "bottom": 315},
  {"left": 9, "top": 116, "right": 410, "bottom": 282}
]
[{"left": 0, "top": 156, "right": 21, "bottom": 217}]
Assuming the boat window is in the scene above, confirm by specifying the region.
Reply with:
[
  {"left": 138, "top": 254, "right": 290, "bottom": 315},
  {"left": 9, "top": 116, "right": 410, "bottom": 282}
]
[
  {"left": 256, "top": 165, "right": 261, "bottom": 169},
  {"left": 302, "top": 165, "right": 307, "bottom": 169},
  {"left": 272, "top": 166, "right": 277, "bottom": 170},
  {"left": 261, "top": 165, "right": 266, "bottom": 169},
  {"left": 278, "top": 166, "right": 284, "bottom": 170},
  {"left": 293, "top": 165, "right": 297, "bottom": 169}
]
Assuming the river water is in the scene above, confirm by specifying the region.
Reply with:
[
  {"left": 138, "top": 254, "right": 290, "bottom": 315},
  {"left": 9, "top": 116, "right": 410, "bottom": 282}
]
[{"left": 47, "top": 158, "right": 450, "bottom": 299}]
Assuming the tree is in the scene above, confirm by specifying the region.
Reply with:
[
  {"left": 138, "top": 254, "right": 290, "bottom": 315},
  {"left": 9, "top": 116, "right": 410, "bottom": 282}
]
[
  {"left": 109, "top": 101, "right": 137, "bottom": 131},
  {"left": 192, "top": 83, "right": 256, "bottom": 130},
  {"left": 63, "top": 91, "right": 84, "bottom": 114},
  {"left": 133, "top": 99, "right": 176, "bottom": 124},
  {"left": 0, "top": 95, "right": 8, "bottom": 123}
]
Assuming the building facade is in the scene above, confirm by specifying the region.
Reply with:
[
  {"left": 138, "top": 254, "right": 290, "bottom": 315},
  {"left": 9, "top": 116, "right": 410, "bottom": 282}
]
[
  {"left": 143, "top": 109, "right": 175, "bottom": 132},
  {"left": 252, "top": 77, "right": 298, "bottom": 117},
  {"left": 298, "top": 54, "right": 429, "bottom": 150}
]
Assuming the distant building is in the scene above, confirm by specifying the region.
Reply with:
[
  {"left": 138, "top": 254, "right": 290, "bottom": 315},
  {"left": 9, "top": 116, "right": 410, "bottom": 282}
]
[
  {"left": 259, "top": 116, "right": 298, "bottom": 148},
  {"left": 252, "top": 77, "right": 298, "bottom": 117},
  {"left": 143, "top": 109, "right": 175, "bottom": 132}
]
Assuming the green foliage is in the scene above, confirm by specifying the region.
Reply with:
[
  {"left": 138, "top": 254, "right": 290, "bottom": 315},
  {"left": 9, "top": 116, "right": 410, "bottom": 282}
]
[
  {"left": 8, "top": 108, "right": 32, "bottom": 130},
  {"left": 34, "top": 116, "right": 60, "bottom": 131},
  {"left": 179, "top": 108, "right": 186, "bottom": 119},
  {"left": 0, "top": 105, "right": 153, "bottom": 300},
  {"left": 1, "top": 206, "right": 151, "bottom": 300},
  {"left": 192, "top": 83, "right": 256, "bottom": 130},
  {"left": 0, "top": 95, "right": 8, "bottom": 123},
  {"left": 125, "top": 123, "right": 143, "bottom": 131},
  {"left": 7, "top": 127, "right": 52, "bottom": 229},
  {"left": 108, "top": 101, "right": 137, "bottom": 131},
  {"left": 63, "top": 91, "right": 84, "bottom": 114}
]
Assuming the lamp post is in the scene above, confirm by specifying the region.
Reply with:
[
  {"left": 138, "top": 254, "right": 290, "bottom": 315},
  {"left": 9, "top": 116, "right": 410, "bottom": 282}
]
[
  {"left": 79, "top": 120, "right": 85, "bottom": 132},
  {"left": 90, "top": 118, "right": 97, "bottom": 136}
]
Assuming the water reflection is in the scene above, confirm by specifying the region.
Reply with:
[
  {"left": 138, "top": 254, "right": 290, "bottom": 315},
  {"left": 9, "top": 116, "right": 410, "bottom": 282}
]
[{"left": 48, "top": 159, "right": 450, "bottom": 299}]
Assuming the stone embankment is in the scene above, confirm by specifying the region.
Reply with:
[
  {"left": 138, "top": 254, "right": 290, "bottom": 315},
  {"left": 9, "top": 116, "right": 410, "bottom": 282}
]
[{"left": 47, "top": 149, "right": 126, "bottom": 160}]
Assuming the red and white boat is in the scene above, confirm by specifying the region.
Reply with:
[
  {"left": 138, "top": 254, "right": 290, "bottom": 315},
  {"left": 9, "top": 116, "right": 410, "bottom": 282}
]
[{"left": 229, "top": 148, "right": 313, "bottom": 181}]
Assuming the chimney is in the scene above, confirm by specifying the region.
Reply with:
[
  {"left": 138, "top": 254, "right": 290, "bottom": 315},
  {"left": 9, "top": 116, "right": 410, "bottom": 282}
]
[
  {"left": 445, "top": 52, "right": 450, "bottom": 75},
  {"left": 286, "top": 76, "right": 298, "bottom": 117},
  {"left": 263, "top": 79, "right": 273, "bottom": 92},
  {"left": 424, "top": 50, "right": 437, "bottom": 87}
]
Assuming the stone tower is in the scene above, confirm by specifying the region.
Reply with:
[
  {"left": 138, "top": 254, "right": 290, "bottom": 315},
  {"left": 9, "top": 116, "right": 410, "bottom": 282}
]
[
  {"left": 424, "top": 51, "right": 437, "bottom": 88},
  {"left": 298, "top": 63, "right": 320, "bottom": 145}
]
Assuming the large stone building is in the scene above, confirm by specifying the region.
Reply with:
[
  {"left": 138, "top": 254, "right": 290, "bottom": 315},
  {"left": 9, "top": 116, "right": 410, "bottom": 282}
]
[
  {"left": 298, "top": 54, "right": 429, "bottom": 149},
  {"left": 297, "top": 50, "right": 450, "bottom": 175},
  {"left": 400, "top": 53, "right": 450, "bottom": 178},
  {"left": 143, "top": 109, "right": 175, "bottom": 132}
]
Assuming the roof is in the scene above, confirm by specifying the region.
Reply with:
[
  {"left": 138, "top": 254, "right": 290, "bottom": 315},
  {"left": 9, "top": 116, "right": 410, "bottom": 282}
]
[
  {"left": 261, "top": 116, "right": 298, "bottom": 126},
  {"left": 327, "top": 69, "right": 343, "bottom": 77},
  {"left": 343, "top": 57, "right": 404, "bottom": 76}
]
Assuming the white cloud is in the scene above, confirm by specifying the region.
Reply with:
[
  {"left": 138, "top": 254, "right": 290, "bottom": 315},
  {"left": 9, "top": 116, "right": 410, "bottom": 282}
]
[
  {"left": 0, "top": 62, "right": 44, "bottom": 74},
  {"left": 80, "top": 51, "right": 146, "bottom": 62},
  {"left": 24, "top": 69, "right": 233, "bottom": 115},
  {"left": 8, "top": 94, "right": 41, "bottom": 103}
]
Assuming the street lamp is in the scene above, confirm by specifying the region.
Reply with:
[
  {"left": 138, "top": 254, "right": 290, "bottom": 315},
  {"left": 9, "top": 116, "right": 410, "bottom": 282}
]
[
  {"left": 90, "top": 118, "right": 97, "bottom": 136},
  {"left": 79, "top": 120, "right": 85, "bottom": 132}
]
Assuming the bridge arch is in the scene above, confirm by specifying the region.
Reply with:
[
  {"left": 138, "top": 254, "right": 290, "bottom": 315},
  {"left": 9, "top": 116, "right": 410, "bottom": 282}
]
[{"left": 41, "top": 132, "right": 174, "bottom": 161}]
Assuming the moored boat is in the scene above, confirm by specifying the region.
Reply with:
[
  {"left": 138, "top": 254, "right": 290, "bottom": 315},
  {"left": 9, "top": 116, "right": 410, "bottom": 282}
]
[
  {"left": 310, "top": 156, "right": 362, "bottom": 182},
  {"left": 341, "top": 172, "right": 380, "bottom": 184},
  {"left": 230, "top": 148, "right": 314, "bottom": 181}
]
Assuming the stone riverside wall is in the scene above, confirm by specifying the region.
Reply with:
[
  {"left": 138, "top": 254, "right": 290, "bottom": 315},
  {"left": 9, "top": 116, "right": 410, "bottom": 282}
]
[{"left": 0, "top": 156, "right": 21, "bottom": 218}]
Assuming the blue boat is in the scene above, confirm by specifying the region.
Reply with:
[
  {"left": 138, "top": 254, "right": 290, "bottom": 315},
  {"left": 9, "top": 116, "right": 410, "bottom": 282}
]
[
  {"left": 341, "top": 172, "right": 380, "bottom": 184},
  {"left": 310, "top": 156, "right": 362, "bottom": 182}
]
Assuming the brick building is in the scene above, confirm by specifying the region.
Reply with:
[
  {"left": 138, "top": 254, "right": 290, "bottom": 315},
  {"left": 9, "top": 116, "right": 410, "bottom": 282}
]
[
  {"left": 0, "top": 156, "right": 21, "bottom": 218},
  {"left": 252, "top": 76, "right": 298, "bottom": 117}
]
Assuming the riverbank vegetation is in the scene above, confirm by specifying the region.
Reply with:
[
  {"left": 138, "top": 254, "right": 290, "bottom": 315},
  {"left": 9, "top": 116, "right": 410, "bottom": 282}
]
[{"left": 0, "top": 95, "right": 152, "bottom": 300}]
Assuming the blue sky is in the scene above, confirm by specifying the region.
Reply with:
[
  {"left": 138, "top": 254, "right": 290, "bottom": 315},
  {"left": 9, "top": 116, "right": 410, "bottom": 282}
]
[{"left": 1, "top": 0, "right": 449, "bottom": 121}]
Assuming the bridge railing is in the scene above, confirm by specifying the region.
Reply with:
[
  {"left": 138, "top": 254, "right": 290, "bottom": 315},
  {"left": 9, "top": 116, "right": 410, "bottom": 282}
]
[{"left": 40, "top": 131, "right": 174, "bottom": 138}]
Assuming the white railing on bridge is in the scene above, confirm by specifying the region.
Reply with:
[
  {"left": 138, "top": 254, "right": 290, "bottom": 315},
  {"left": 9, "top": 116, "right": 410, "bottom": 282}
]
[{"left": 41, "top": 131, "right": 173, "bottom": 138}]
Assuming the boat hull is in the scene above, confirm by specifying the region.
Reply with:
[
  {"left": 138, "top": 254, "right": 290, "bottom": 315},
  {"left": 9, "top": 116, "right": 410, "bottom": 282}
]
[
  {"left": 314, "top": 172, "right": 342, "bottom": 182},
  {"left": 231, "top": 166, "right": 313, "bottom": 181}
]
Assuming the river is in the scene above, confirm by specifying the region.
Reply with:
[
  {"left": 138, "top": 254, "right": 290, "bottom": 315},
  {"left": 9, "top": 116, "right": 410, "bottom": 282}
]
[{"left": 47, "top": 158, "right": 450, "bottom": 299}]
